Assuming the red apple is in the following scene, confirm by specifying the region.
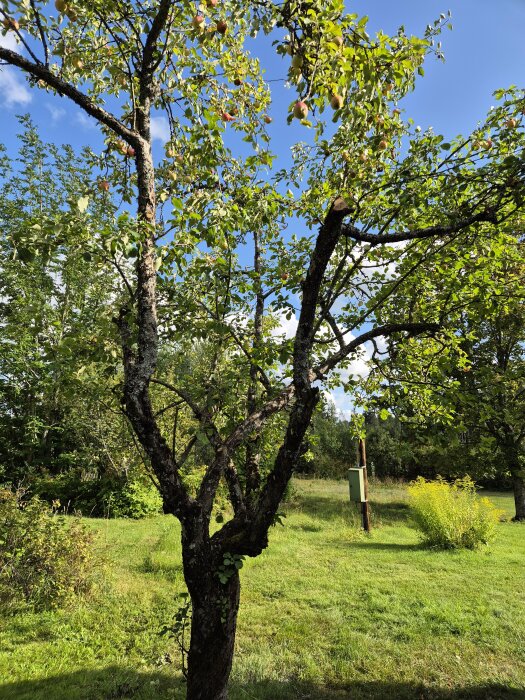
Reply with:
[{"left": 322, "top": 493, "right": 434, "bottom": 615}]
[
  {"left": 206, "top": 0, "right": 219, "bottom": 6},
  {"left": 293, "top": 101, "right": 308, "bottom": 119},
  {"left": 192, "top": 15, "right": 205, "bottom": 30},
  {"left": 221, "top": 111, "right": 235, "bottom": 122},
  {"left": 98, "top": 180, "right": 110, "bottom": 192},
  {"left": 263, "top": 115, "right": 272, "bottom": 124},
  {"left": 126, "top": 146, "right": 136, "bottom": 157},
  {"left": 505, "top": 118, "right": 518, "bottom": 129},
  {"left": 216, "top": 20, "right": 227, "bottom": 34}
]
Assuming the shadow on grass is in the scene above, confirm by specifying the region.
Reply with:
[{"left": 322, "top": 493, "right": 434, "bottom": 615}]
[
  {"left": 290, "top": 493, "right": 410, "bottom": 527},
  {"left": 369, "top": 500, "right": 411, "bottom": 524},
  {"left": 137, "top": 555, "right": 183, "bottom": 581},
  {"left": 231, "top": 678, "right": 525, "bottom": 699},
  {"left": 348, "top": 540, "right": 423, "bottom": 552},
  {"left": 1, "top": 669, "right": 523, "bottom": 700}
]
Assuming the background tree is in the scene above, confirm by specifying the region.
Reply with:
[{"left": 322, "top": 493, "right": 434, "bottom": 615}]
[
  {"left": 0, "top": 120, "right": 156, "bottom": 514},
  {"left": 366, "top": 229, "right": 525, "bottom": 518},
  {"left": 1, "top": 2, "right": 524, "bottom": 697}
]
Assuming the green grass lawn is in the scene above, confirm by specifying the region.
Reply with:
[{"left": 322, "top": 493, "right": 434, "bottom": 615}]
[{"left": 1, "top": 479, "right": 524, "bottom": 700}]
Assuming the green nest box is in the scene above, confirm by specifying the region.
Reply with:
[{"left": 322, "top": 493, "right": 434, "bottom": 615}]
[{"left": 348, "top": 467, "right": 366, "bottom": 503}]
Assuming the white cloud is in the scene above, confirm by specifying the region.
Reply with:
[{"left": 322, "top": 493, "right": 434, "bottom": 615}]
[
  {"left": 151, "top": 116, "right": 170, "bottom": 143},
  {"left": 0, "top": 67, "right": 31, "bottom": 106},
  {"left": 45, "top": 103, "right": 66, "bottom": 123},
  {"left": 336, "top": 342, "right": 371, "bottom": 383},
  {"left": 0, "top": 32, "right": 32, "bottom": 107},
  {"left": 270, "top": 309, "right": 299, "bottom": 340},
  {"left": 0, "top": 32, "right": 22, "bottom": 52},
  {"left": 75, "top": 111, "right": 97, "bottom": 129},
  {"left": 323, "top": 388, "right": 354, "bottom": 420}
]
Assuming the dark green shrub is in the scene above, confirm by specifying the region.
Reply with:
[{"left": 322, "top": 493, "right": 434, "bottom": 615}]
[
  {"left": 33, "top": 468, "right": 162, "bottom": 518},
  {"left": 0, "top": 489, "right": 96, "bottom": 610}
]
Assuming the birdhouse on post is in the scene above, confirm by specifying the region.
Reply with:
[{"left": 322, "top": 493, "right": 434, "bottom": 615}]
[
  {"left": 348, "top": 438, "right": 371, "bottom": 532},
  {"left": 348, "top": 467, "right": 366, "bottom": 503}
]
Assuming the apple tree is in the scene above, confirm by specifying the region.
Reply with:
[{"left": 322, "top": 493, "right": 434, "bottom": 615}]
[
  {"left": 363, "top": 225, "right": 525, "bottom": 519},
  {"left": 1, "top": 1, "right": 524, "bottom": 697}
]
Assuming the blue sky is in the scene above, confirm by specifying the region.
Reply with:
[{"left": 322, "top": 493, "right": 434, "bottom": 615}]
[
  {"left": 1, "top": 1, "right": 524, "bottom": 158},
  {"left": 1, "top": 0, "right": 524, "bottom": 416}
]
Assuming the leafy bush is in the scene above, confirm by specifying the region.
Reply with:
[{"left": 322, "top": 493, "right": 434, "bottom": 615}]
[
  {"left": 105, "top": 471, "right": 163, "bottom": 519},
  {"left": 33, "top": 468, "right": 162, "bottom": 518},
  {"left": 0, "top": 489, "right": 96, "bottom": 610},
  {"left": 407, "top": 476, "right": 502, "bottom": 549}
]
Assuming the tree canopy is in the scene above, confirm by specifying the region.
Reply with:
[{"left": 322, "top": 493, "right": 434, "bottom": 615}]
[{"left": 0, "top": 1, "right": 524, "bottom": 697}]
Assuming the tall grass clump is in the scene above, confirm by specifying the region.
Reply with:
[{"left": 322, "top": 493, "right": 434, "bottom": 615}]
[
  {"left": 407, "top": 476, "right": 502, "bottom": 549},
  {"left": 0, "top": 488, "right": 96, "bottom": 610}
]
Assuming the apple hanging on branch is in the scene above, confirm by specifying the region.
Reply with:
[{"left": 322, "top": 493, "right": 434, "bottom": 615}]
[
  {"left": 293, "top": 101, "right": 308, "bottom": 119},
  {"left": 192, "top": 15, "right": 205, "bottom": 32},
  {"left": 330, "top": 94, "right": 344, "bottom": 110},
  {"left": 2, "top": 17, "right": 20, "bottom": 31}
]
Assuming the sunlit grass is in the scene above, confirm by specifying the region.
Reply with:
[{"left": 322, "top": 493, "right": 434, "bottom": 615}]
[{"left": 0, "top": 479, "right": 523, "bottom": 699}]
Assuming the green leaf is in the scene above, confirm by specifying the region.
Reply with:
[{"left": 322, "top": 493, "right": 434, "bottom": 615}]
[{"left": 77, "top": 196, "right": 90, "bottom": 213}]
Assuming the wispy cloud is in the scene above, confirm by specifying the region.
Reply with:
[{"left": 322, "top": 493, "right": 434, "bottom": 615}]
[
  {"left": 45, "top": 103, "right": 66, "bottom": 124},
  {"left": 151, "top": 116, "right": 170, "bottom": 143},
  {"left": 0, "top": 32, "right": 32, "bottom": 107},
  {"left": 75, "top": 111, "right": 97, "bottom": 129},
  {"left": 0, "top": 32, "right": 22, "bottom": 52},
  {"left": 0, "top": 68, "right": 32, "bottom": 106}
]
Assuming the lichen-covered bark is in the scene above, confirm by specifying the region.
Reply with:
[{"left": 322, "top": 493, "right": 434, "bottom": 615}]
[{"left": 185, "top": 569, "right": 240, "bottom": 700}]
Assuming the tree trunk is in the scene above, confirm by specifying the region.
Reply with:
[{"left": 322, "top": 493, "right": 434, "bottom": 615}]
[
  {"left": 512, "top": 473, "right": 525, "bottom": 522},
  {"left": 185, "top": 571, "right": 240, "bottom": 700}
]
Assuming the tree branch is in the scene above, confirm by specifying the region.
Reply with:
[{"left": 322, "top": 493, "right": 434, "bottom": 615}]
[
  {"left": 0, "top": 47, "right": 141, "bottom": 147},
  {"left": 342, "top": 210, "right": 497, "bottom": 247}
]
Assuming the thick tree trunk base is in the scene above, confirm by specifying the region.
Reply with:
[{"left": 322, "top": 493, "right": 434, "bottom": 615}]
[
  {"left": 185, "top": 572, "right": 240, "bottom": 700},
  {"left": 512, "top": 475, "right": 525, "bottom": 522}
]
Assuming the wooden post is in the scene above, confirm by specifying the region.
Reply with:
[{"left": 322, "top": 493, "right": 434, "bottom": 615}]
[{"left": 358, "top": 438, "right": 371, "bottom": 532}]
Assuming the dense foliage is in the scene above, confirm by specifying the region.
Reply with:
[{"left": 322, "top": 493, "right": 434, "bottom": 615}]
[
  {"left": 0, "top": 0, "right": 524, "bottom": 695},
  {"left": 407, "top": 476, "right": 502, "bottom": 549},
  {"left": 0, "top": 488, "right": 95, "bottom": 609}
]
